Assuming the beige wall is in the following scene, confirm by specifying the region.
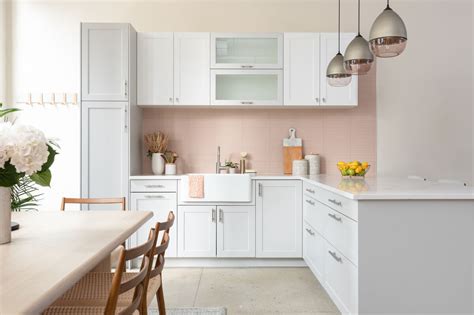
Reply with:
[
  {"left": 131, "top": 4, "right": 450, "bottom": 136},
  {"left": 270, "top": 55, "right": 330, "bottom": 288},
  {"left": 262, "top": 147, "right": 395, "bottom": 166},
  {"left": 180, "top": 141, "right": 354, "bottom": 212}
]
[{"left": 6, "top": 0, "right": 474, "bottom": 184}]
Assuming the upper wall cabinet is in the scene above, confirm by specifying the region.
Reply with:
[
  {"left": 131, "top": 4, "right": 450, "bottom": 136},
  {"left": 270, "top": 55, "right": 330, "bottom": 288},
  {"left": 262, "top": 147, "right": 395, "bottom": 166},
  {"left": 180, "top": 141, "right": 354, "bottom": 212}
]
[
  {"left": 284, "top": 33, "right": 321, "bottom": 106},
  {"left": 137, "top": 33, "right": 174, "bottom": 105},
  {"left": 320, "top": 33, "right": 358, "bottom": 106},
  {"left": 211, "top": 33, "right": 283, "bottom": 69},
  {"left": 81, "top": 23, "right": 130, "bottom": 101},
  {"left": 284, "top": 32, "right": 358, "bottom": 107},
  {"left": 174, "top": 33, "right": 211, "bottom": 105}
]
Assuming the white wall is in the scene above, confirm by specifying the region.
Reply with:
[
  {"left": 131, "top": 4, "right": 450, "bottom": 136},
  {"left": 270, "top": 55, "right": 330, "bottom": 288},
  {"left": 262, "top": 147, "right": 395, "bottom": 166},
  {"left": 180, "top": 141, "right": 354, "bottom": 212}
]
[{"left": 5, "top": 0, "right": 474, "bottom": 210}]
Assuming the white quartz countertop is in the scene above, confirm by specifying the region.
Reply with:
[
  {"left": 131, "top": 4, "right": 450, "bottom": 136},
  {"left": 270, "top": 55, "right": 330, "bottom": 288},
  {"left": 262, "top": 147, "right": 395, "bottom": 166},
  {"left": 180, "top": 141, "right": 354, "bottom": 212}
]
[{"left": 130, "top": 174, "right": 474, "bottom": 200}]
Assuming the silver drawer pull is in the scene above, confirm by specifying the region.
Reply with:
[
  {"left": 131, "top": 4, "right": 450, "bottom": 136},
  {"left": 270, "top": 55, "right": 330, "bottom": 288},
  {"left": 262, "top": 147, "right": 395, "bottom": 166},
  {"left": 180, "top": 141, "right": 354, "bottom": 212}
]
[
  {"left": 328, "top": 250, "right": 342, "bottom": 263},
  {"left": 219, "top": 208, "right": 223, "bottom": 223},
  {"left": 306, "top": 188, "right": 315, "bottom": 194},
  {"left": 305, "top": 228, "right": 315, "bottom": 236},
  {"left": 212, "top": 209, "right": 216, "bottom": 222},
  {"left": 241, "top": 101, "right": 254, "bottom": 105},
  {"left": 305, "top": 199, "right": 315, "bottom": 206},
  {"left": 145, "top": 195, "right": 165, "bottom": 199},
  {"left": 328, "top": 198, "right": 342, "bottom": 207},
  {"left": 145, "top": 185, "right": 165, "bottom": 188},
  {"left": 328, "top": 213, "right": 342, "bottom": 222},
  {"left": 241, "top": 65, "right": 254, "bottom": 69}
]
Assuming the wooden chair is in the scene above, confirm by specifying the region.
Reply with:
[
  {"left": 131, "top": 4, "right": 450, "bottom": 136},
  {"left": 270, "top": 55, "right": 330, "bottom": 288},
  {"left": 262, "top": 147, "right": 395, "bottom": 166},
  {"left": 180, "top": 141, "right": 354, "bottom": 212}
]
[
  {"left": 60, "top": 197, "right": 127, "bottom": 269},
  {"left": 44, "top": 226, "right": 158, "bottom": 315},
  {"left": 61, "top": 197, "right": 126, "bottom": 211},
  {"left": 49, "top": 212, "right": 175, "bottom": 315}
]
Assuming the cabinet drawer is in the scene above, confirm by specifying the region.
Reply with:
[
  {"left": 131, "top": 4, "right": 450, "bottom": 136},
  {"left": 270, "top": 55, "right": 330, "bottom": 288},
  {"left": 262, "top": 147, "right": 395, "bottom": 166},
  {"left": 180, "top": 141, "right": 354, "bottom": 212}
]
[
  {"left": 130, "top": 180, "right": 177, "bottom": 192},
  {"left": 325, "top": 242, "right": 358, "bottom": 314},
  {"left": 304, "top": 182, "right": 358, "bottom": 221},
  {"left": 303, "top": 196, "right": 327, "bottom": 235},
  {"left": 325, "top": 206, "right": 358, "bottom": 265},
  {"left": 303, "top": 221, "right": 325, "bottom": 282}
]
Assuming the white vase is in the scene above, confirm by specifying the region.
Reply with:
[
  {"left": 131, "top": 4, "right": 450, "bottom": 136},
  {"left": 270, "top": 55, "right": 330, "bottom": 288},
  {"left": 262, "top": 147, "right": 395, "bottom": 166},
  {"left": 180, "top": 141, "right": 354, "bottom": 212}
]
[
  {"left": 229, "top": 168, "right": 237, "bottom": 174},
  {"left": 0, "top": 187, "right": 11, "bottom": 244},
  {"left": 165, "top": 163, "right": 177, "bottom": 175},
  {"left": 151, "top": 153, "right": 165, "bottom": 175}
]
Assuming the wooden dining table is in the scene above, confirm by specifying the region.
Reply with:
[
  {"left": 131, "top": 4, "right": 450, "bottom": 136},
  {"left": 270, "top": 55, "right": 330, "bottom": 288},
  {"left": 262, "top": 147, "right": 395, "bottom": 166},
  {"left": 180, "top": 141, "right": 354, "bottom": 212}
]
[{"left": 0, "top": 210, "right": 153, "bottom": 315}]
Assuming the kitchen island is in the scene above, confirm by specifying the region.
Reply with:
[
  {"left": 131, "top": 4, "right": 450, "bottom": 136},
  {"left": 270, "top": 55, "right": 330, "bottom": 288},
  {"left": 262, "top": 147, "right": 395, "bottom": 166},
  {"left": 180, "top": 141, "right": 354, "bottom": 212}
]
[{"left": 130, "top": 174, "right": 474, "bottom": 314}]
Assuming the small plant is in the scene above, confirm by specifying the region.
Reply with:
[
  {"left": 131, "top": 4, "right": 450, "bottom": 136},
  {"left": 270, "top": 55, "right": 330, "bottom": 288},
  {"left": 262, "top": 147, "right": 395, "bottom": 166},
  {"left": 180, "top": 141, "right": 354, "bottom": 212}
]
[
  {"left": 162, "top": 151, "right": 178, "bottom": 164},
  {"left": 144, "top": 132, "right": 168, "bottom": 157},
  {"left": 225, "top": 161, "right": 239, "bottom": 169}
]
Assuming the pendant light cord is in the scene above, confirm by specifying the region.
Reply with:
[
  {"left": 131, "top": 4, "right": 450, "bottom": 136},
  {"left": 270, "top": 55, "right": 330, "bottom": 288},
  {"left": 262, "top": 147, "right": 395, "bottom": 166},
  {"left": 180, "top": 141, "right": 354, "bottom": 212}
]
[
  {"left": 358, "top": 0, "right": 361, "bottom": 35},
  {"left": 387, "top": 0, "right": 390, "bottom": 8},
  {"left": 338, "top": 0, "right": 341, "bottom": 53}
]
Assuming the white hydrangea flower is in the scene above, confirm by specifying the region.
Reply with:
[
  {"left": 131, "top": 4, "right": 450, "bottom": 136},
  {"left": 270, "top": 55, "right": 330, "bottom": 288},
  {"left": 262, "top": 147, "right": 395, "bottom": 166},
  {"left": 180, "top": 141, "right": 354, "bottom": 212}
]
[
  {"left": 8, "top": 124, "right": 49, "bottom": 176},
  {"left": 0, "top": 122, "right": 13, "bottom": 169}
]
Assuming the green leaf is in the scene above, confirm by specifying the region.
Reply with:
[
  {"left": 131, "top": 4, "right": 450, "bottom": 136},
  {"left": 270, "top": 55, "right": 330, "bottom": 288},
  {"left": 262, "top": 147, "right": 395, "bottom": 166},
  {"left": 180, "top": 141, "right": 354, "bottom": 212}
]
[
  {"left": 40, "top": 145, "right": 58, "bottom": 172},
  {"left": 0, "top": 161, "right": 22, "bottom": 187},
  {"left": 0, "top": 108, "right": 20, "bottom": 118},
  {"left": 30, "top": 169, "right": 52, "bottom": 187}
]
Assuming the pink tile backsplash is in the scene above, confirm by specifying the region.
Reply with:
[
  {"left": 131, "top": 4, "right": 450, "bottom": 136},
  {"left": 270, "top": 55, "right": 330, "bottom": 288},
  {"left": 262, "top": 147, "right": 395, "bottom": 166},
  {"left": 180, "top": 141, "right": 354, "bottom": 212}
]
[{"left": 142, "top": 73, "right": 376, "bottom": 176}]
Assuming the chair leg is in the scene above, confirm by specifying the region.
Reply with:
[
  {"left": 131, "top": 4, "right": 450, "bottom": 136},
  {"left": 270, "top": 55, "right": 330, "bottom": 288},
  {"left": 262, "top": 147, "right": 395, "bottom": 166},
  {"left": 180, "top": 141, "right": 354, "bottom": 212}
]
[{"left": 157, "top": 285, "right": 166, "bottom": 315}]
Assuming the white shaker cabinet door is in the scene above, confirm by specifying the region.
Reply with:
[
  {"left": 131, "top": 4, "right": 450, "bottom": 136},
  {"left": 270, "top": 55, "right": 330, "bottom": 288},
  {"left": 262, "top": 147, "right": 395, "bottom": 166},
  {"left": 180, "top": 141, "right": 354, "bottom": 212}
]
[
  {"left": 303, "top": 221, "right": 326, "bottom": 282},
  {"left": 174, "top": 33, "right": 210, "bottom": 105},
  {"left": 81, "top": 23, "right": 129, "bottom": 101},
  {"left": 284, "top": 33, "right": 321, "bottom": 106},
  {"left": 137, "top": 33, "right": 174, "bottom": 106},
  {"left": 320, "top": 33, "right": 358, "bottom": 106},
  {"left": 256, "top": 180, "right": 302, "bottom": 258},
  {"left": 178, "top": 206, "right": 217, "bottom": 257},
  {"left": 130, "top": 193, "right": 177, "bottom": 257},
  {"left": 217, "top": 206, "right": 256, "bottom": 257},
  {"left": 81, "top": 102, "right": 129, "bottom": 210}
]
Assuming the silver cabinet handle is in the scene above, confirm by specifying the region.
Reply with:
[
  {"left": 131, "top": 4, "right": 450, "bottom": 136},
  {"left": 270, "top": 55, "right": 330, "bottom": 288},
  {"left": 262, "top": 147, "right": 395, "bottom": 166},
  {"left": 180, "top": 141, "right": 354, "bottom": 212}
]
[
  {"left": 258, "top": 183, "right": 263, "bottom": 197},
  {"left": 305, "top": 199, "right": 315, "bottom": 206},
  {"left": 305, "top": 188, "right": 315, "bottom": 194},
  {"left": 315, "top": 97, "right": 320, "bottom": 103},
  {"left": 305, "top": 228, "right": 315, "bottom": 236},
  {"left": 322, "top": 97, "right": 326, "bottom": 103},
  {"left": 328, "top": 198, "right": 342, "bottom": 207},
  {"left": 124, "top": 107, "right": 128, "bottom": 131},
  {"left": 212, "top": 208, "right": 216, "bottom": 222},
  {"left": 241, "top": 65, "right": 254, "bottom": 69},
  {"left": 145, "top": 184, "right": 165, "bottom": 188},
  {"left": 124, "top": 80, "right": 128, "bottom": 97},
  {"left": 328, "top": 212, "right": 342, "bottom": 222},
  {"left": 241, "top": 101, "right": 254, "bottom": 105},
  {"left": 328, "top": 250, "right": 342, "bottom": 263},
  {"left": 144, "top": 195, "right": 165, "bottom": 199},
  {"left": 169, "top": 97, "right": 173, "bottom": 102},
  {"left": 175, "top": 97, "right": 179, "bottom": 103},
  {"left": 219, "top": 208, "right": 223, "bottom": 223}
]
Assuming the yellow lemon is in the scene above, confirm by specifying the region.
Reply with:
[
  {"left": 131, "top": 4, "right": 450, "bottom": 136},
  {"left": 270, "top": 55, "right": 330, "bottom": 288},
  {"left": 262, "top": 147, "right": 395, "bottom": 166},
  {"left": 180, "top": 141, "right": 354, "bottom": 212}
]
[
  {"left": 355, "top": 166, "right": 363, "bottom": 174},
  {"left": 337, "top": 161, "right": 346, "bottom": 166},
  {"left": 350, "top": 164, "right": 358, "bottom": 170},
  {"left": 362, "top": 162, "right": 369, "bottom": 169}
]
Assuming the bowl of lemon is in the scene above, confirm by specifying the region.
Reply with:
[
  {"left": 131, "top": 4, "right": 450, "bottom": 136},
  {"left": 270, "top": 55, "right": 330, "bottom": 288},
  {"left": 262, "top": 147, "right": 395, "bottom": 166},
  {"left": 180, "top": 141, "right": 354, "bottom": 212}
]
[{"left": 337, "top": 161, "right": 370, "bottom": 177}]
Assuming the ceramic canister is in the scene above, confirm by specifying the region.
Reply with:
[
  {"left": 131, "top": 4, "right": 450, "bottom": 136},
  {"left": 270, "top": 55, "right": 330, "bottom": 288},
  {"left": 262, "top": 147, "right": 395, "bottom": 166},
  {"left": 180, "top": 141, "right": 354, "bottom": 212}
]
[
  {"left": 305, "top": 154, "right": 321, "bottom": 175},
  {"left": 292, "top": 159, "right": 308, "bottom": 176}
]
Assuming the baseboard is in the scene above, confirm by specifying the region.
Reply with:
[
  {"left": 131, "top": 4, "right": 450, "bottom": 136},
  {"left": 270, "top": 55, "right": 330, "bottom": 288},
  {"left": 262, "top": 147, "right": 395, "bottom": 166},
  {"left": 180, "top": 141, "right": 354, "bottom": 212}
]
[{"left": 165, "top": 258, "right": 307, "bottom": 268}]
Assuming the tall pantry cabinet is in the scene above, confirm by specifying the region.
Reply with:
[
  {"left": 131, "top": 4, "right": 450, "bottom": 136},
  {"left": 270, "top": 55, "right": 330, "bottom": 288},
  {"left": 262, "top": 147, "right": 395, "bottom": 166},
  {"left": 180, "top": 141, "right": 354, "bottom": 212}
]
[{"left": 81, "top": 23, "right": 141, "bottom": 210}]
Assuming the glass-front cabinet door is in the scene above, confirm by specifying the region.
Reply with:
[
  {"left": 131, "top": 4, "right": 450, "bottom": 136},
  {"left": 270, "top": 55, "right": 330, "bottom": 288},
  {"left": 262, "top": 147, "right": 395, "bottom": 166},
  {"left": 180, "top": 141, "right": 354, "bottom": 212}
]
[
  {"left": 211, "top": 70, "right": 283, "bottom": 106},
  {"left": 211, "top": 33, "right": 283, "bottom": 69}
]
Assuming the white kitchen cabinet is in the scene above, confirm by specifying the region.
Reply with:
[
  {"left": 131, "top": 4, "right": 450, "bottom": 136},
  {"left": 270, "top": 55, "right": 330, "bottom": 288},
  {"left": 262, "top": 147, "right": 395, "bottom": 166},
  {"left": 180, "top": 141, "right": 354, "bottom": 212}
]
[
  {"left": 211, "top": 70, "right": 283, "bottom": 106},
  {"left": 81, "top": 102, "right": 128, "bottom": 210},
  {"left": 131, "top": 192, "right": 177, "bottom": 257},
  {"left": 284, "top": 33, "right": 320, "bottom": 106},
  {"left": 137, "top": 33, "right": 174, "bottom": 105},
  {"left": 178, "top": 206, "right": 216, "bottom": 257},
  {"left": 320, "top": 33, "right": 358, "bottom": 106},
  {"left": 303, "top": 221, "right": 325, "bottom": 281},
  {"left": 211, "top": 33, "right": 283, "bottom": 69},
  {"left": 217, "top": 206, "right": 255, "bottom": 257},
  {"left": 174, "top": 33, "right": 210, "bottom": 105},
  {"left": 81, "top": 23, "right": 130, "bottom": 101},
  {"left": 256, "top": 180, "right": 302, "bottom": 258}
]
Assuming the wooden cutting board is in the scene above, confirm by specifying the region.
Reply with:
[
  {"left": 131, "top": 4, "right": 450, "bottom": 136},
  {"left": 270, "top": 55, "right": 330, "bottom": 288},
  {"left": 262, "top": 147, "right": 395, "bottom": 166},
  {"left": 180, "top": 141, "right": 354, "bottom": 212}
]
[{"left": 283, "top": 146, "right": 303, "bottom": 174}]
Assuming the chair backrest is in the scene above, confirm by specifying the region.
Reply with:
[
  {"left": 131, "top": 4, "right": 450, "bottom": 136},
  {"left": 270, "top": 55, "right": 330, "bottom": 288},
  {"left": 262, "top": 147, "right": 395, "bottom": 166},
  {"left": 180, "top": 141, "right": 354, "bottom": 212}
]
[
  {"left": 60, "top": 197, "right": 126, "bottom": 211},
  {"left": 150, "top": 211, "right": 175, "bottom": 279},
  {"left": 105, "top": 227, "right": 158, "bottom": 315}
]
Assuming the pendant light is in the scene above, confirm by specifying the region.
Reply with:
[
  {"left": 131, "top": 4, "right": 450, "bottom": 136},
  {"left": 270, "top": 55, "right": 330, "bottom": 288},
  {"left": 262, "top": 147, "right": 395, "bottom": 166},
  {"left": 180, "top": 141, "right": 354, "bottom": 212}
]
[
  {"left": 344, "top": 0, "right": 374, "bottom": 75},
  {"left": 326, "top": 0, "right": 352, "bottom": 87},
  {"left": 369, "top": 0, "right": 407, "bottom": 58}
]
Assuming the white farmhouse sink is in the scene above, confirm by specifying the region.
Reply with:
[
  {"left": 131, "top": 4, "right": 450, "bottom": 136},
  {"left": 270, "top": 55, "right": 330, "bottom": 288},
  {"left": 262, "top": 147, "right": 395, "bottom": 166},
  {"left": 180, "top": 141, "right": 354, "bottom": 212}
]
[{"left": 180, "top": 174, "right": 252, "bottom": 203}]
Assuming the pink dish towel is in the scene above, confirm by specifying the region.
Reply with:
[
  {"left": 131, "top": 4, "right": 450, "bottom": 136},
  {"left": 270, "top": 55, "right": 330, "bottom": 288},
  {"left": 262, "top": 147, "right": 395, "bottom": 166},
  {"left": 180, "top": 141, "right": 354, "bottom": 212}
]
[{"left": 188, "top": 175, "right": 204, "bottom": 198}]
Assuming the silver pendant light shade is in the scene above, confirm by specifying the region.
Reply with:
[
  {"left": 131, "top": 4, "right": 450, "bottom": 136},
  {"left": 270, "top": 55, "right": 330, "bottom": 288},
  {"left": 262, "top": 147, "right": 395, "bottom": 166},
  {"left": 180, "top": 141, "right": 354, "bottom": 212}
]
[
  {"left": 369, "top": 1, "right": 407, "bottom": 58},
  {"left": 326, "top": 0, "right": 351, "bottom": 87},
  {"left": 343, "top": 0, "right": 374, "bottom": 75}
]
